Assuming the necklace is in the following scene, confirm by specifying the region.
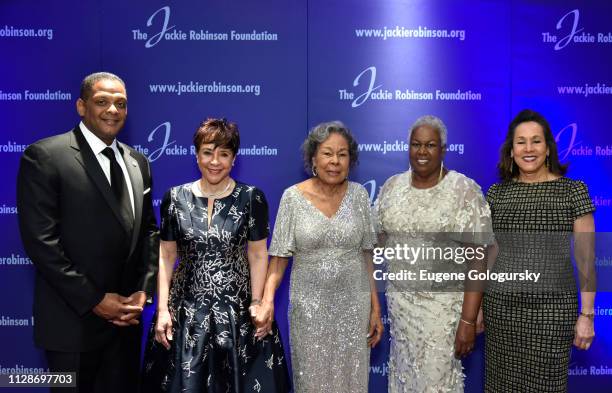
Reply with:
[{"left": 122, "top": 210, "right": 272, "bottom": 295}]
[{"left": 198, "top": 178, "right": 232, "bottom": 198}]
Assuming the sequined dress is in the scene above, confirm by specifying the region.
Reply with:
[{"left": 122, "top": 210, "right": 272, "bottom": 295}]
[
  {"left": 374, "top": 170, "right": 492, "bottom": 393},
  {"left": 483, "top": 178, "right": 595, "bottom": 392},
  {"left": 268, "top": 182, "right": 376, "bottom": 393},
  {"left": 142, "top": 182, "right": 290, "bottom": 393}
]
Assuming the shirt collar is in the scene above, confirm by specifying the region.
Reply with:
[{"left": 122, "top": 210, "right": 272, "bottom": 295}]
[{"left": 79, "top": 121, "right": 119, "bottom": 156}]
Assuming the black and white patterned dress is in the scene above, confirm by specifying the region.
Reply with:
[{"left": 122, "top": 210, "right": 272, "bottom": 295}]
[
  {"left": 143, "top": 182, "right": 290, "bottom": 393},
  {"left": 483, "top": 177, "right": 595, "bottom": 392}
]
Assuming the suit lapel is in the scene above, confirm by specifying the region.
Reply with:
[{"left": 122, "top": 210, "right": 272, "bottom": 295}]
[
  {"left": 70, "top": 127, "right": 133, "bottom": 236},
  {"left": 120, "top": 142, "right": 144, "bottom": 258}
]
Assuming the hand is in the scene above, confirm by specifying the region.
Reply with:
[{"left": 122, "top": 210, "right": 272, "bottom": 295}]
[
  {"left": 108, "top": 291, "right": 147, "bottom": 327},
  {"left": 367, "top": 308, "right": 384, "bottom": 348},
  {"left": 117, "top": 291, "right": 147, "bottom": 324},
  {"left": 93, "top": 293, "right": 143, "bottom": 326},
  {"left": 476, "top": 307, "right": 485, "bottom": 335},
  {"left": 252, "top": 301, "right": 274, "bottom": 340},
  {"left": 574, "top": 315, "right": 595, "bottom": 350},
  {"left": 454, "top": 319, "right": 476, "bottom": 358},
  {"left": 154, "top": 309, "right": 173, "bottom": 350}
]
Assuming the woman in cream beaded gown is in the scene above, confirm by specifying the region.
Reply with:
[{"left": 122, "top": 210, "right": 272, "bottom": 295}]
[
  {"left": 374, "top": 116, "right": 492, "bottom": 392},
  {"left": 255, "top": 121, "right": 384, "bottom": 393}
]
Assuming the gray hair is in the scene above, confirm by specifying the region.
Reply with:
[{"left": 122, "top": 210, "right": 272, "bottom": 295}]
[
  {"left": 301, "top": 121, "right": 359, "bottom": 172},
  {"left": 408, "top": 115, "right": 448, "bottom": 147},
  {"left": 79, "top": 72, "right": 126, "bottom": 100}
]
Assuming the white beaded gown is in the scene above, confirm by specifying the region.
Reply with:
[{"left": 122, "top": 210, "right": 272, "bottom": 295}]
[
  {"left": 374, "top": 170, "right": 492, "bottom": 393},
  {"left": 269, "top": 181, "right": 376, "bottom": 393}
]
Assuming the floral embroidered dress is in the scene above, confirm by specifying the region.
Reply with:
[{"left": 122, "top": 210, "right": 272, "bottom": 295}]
[
  {"left": 143, "top": 182, "right": 290, "bottom": 393},
  {"left": 374, "top": 170, "right": 492, "bottom": 393}
]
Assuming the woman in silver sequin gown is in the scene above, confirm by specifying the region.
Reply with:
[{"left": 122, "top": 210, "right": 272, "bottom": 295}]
[
  {"left": 256, "top": 122, "right": 384, "bottom": 393},
  {"left": 374, "top": 116, "right": 492, "bottom": 393}
]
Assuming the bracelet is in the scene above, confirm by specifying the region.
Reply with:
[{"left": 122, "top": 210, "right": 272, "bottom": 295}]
[
  {"left": 250, "top": 299, "right": 262, "bottom": 306},
  {"left": 579, "top": 311, "right": 595, "bottom": 320},
  {"left": 460, "top": 318, "right": 475, "bottom": 326}
]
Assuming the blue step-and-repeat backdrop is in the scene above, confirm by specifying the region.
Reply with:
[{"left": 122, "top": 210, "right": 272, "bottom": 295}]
[{"left": 1, "top": 1, "right": 611, "bottom": 392}]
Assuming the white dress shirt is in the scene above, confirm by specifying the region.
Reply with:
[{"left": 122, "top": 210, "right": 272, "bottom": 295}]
[{"left": 80, "top": 121, "right": 135, "bottom": 217}]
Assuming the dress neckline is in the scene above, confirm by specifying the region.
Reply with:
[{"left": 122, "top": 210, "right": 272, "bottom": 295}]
[
  {"left": 511, "top": 176, "right": 564, "bottom": 186},
  {"left": 191, "top": 180, "right": 238, "bottom": 200},
  {"left": 407, "top": 169, "right": 453, "bottom": 191},
  {"left": 293, "top": 181, "right": 352, "bottom": 220}
]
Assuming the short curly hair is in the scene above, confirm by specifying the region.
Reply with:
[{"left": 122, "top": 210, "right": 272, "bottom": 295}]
[
  {"left": 192, "top": 118, "right": 240, "bottom": 155},
  {"left": 407, "top": 115, "right": 448, "bottom": 146},
  {"left": 301, "top": 121, "right": 359, "bottom": 173}
]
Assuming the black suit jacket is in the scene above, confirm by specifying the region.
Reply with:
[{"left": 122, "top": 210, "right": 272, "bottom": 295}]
[{"left": 17, "top": 126, "right": 159, "bottom": 352}]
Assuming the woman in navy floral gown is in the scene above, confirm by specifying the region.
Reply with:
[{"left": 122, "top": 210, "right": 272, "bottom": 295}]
[{"left": 143, "top": 118, "right": 289, "bottom": 393}]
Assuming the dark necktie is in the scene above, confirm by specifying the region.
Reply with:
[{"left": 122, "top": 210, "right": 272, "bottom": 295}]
[{"left": 102, "top": 147, "right": 134, "bottom": 231}]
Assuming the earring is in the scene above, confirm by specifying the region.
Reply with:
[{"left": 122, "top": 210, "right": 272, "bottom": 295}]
[
  {"left": 312, "top": 166, "right": 318, "bottom": 177},
  {"left": 438, "top": 162, "right": 444, "bottom": 183},
  {"left": 546, "top": 155, "right": 550, "bottom": 169}
]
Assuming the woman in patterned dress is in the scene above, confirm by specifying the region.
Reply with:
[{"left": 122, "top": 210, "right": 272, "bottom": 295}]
[
  {"left": 483, "top": 109, "right": 596, "bottom": 392},
  {"left": 142, "top": 118, "right": 290, "bottom": 393},
  {"left": 254, "top": 121, "right": 384, "bottom": 393},
  {"left": 374, "top": 115, "right": 493, "bottom": 393}
]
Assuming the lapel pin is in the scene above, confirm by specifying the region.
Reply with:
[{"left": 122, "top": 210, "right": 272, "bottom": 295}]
[{"left": 132, "top": 160, "right": 138, "bottom": 167}]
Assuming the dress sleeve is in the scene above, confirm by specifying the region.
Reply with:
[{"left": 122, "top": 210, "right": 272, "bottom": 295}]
[
  {"left": 160, "top": 189, "right": 178, "bottom": 241},
  {"left": 356, "top": 185, "right": 376, "bottom": 250},
  {"left": 571, "top": 180, "right": 595, "bottom": 220},
  {"left": 248, "top": 187, "right": 270, "bottom": 241},
  {"left": 485, "top": 183, "right": 497, "bottom": 208},
  {"left": 371, "top": 174, "right": 397, "bottom": 235},
  {"left": 268, "top": 189, "right": 296, "bottom": 257},
  {"left": 453, "top": 177, "right": 494, "bottom": 245}
]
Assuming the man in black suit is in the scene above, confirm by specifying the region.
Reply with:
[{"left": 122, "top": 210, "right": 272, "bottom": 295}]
[{"left": 17, "top": 72, "right": 159, "bottom": 393}]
